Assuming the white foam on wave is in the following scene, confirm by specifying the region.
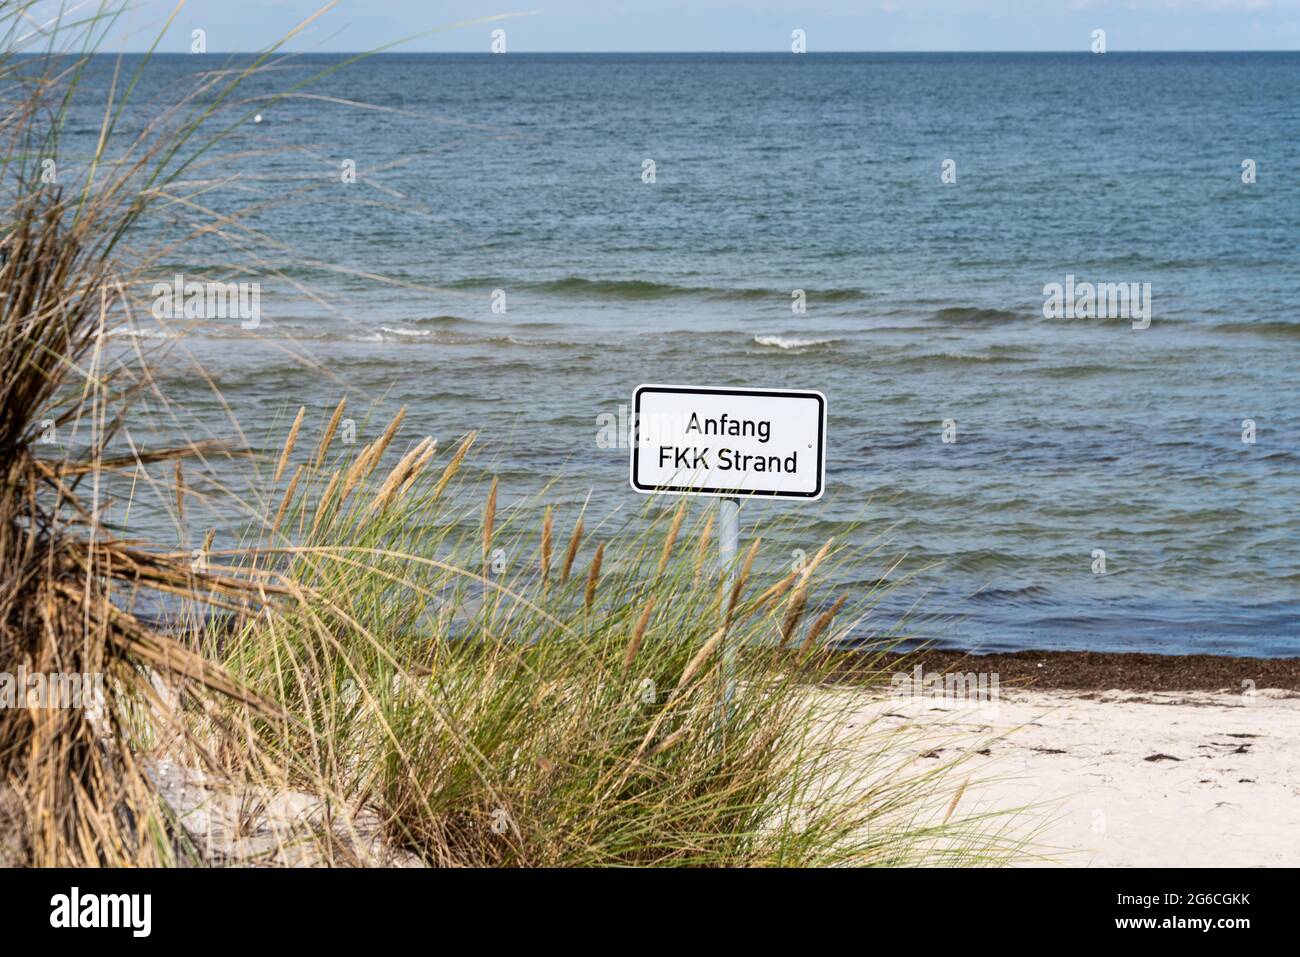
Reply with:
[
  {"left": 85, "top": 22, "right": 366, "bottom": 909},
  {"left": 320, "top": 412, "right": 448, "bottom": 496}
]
[
  {"left": 105, "top": 325, "right": 173, "bottom": 339},
  {"left": 752, "top": 334, "right": 836, "bottom": 350}
]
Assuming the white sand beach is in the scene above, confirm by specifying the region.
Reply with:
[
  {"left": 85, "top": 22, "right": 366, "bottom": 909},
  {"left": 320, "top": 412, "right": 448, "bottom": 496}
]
[{"left": 847, "top": 686, "right": 1300, "bottom": 867}]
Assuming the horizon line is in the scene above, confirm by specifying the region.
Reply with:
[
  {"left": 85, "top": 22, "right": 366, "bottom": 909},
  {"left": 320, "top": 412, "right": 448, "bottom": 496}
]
[{"left": 71, "top": 48, "right": 1300, "bottom": 55}]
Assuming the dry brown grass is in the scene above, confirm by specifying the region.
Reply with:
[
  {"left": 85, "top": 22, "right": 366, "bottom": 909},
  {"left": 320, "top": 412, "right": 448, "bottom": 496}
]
[{"left": 0, "top": 3, "right": 328, "bottom": 865}]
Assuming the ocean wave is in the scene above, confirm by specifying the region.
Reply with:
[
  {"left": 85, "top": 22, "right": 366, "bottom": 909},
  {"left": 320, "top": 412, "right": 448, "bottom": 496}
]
[
  {"left": 891, "top": 350, "right": 1030, "bottom": 367},
  {"left": 752, "top": 334, "right": 837, "bottom": 350},
  {"left": 443, "top": 275, "right": 866, "bottom": 303},
  {"left": 538, "top": 277, "right": 752, "bottom": 300},
  {"left": 344, "top": 326, "right": 578, "bottom": 348},
  {"left": 1209, "top": 320, "right": 1300, "bottom": 339},
  {"left": 408, "top": 314, "right": 478, "bottom": 328},
  {"left": 1035, "top": 362, "right": 1120, "bottom": 379},
  {"left": 336, "top": 316, "right": 478, "bottom": 339},
  {"left": 929, "top": 306, "right": 1033, "bottom": 325},
  {"left": 966, "top": 584, "right": 1053, "bottom": 605}
]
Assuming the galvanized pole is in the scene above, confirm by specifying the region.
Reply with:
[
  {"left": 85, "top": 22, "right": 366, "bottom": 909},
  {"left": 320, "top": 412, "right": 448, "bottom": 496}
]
[{"left": 717, "top": 496, "right": 739, "bottom": 731}]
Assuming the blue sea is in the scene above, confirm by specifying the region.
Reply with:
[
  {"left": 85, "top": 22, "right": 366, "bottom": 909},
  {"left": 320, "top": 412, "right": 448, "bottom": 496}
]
[{"left": 66, "top": 52, "right": 1300, "bottom": 655}]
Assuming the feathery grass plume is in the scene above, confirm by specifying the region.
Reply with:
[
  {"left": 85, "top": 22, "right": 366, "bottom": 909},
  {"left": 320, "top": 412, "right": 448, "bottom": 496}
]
[
  {"left": 339, "top": 411, "right": 406, "bottom": 502},
  {"left": 540, "top": 505, "right": 554, "bottom": 588},
  {"left": 431, "top": 431, "right": 474, "bottom": 500},
  {"left": 275, "top": 406, "right": 306, "bottom": 483},
  {"left": 746, "top": 566, "right": 799, "bottom": 617},
  {"left": 399, "top": 439, "right": 438, "bottom": 496},
  {"left": 800, "top": 540, "right": 835, "bottom": 579},
  {"left": 798, "top": 594, "right": 848, "bottom": 654},
  {"left": 271, "top": 465, "right": 305, "bottom": 535},
  {"left": 364, "top": 408, "right": 408, "bottom": 476},
  {"left": 584, "top": 541, "right": 604, "bottom": 610},
  {"left": 560, "top": 516, "right": 584, "bottom": 585},
  {"left": 366, "top": 436, "right": 434, "bottom": 516},
  {"left": 673, "top": 625, "right": 728, "bottom": 696},
  {"left": 726, "top": 536, "right": 762, "bottom": 625},
  {"left": 745, "top": 540, "right": 835, "bottom": 621},
  {"left": 314, "top": 396, "right": 348, "bottom": 467},
  {"left": 340, "top": 441, "right": 375, "bottom": 501},
  {"left": 656, "top": 499, "right": 688, "bottom": 575},
  {"left": 944, "top": 777, "right": 972, "bottom": 824},
  {"left": 780, "top": 584, "right": 810, "bottom": 644},
  {"left": 649, "top": 722, "right": 691, "bottom": 757},
  {"left": 482, "top": 476, "right": 498, "bottom": 563},
  {"left": 309, "top": 470, "right": 342, "bottom": 536},
  {"left": 777, "top": 541, "right": 839, "bottom": 641},
  {"left": 623, "top": 594, "right": 657, "bottom": 670}
]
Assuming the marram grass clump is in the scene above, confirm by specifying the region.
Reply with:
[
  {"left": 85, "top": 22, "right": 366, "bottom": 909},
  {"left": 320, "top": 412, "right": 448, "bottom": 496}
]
[{"left": 182, "top": 408, "right": 1028, "bottom": 867}]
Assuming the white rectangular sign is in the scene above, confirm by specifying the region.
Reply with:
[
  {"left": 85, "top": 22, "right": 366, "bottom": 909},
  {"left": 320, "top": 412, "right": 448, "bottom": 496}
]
[{"left": 630, "top": 384, "right": 826, "bottom": 499}]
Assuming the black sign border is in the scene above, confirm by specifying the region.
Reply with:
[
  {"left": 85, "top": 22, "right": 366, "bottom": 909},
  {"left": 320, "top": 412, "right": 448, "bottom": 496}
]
[{"left": 629, "top": 384, "right": 826, "bottom": 500}]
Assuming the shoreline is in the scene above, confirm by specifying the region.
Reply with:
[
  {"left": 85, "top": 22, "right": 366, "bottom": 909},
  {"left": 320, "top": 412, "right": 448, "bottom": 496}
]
[{"left": 833, "top": 648, "right": 1300, "bottom": 692}]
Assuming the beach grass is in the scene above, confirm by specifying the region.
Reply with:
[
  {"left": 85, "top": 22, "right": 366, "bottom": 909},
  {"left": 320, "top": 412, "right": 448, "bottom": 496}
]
[{"left": 174, "top": 415, "right": 1027, "bottom": 866}]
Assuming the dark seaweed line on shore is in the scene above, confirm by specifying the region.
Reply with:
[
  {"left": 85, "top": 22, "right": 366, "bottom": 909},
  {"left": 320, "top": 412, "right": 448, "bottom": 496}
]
[{"left": 825, "top": 649, "right": 1300, "bottom": 693}]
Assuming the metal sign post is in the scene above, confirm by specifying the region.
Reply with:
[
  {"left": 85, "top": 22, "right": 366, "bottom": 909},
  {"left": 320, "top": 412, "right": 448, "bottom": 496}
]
[{"left": 717, "top": 495, "right": 739, "bottom": 729}]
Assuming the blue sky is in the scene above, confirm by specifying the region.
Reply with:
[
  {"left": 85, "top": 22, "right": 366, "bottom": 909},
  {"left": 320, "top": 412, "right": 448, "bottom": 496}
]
[{"left": 76, "top": 1, "right": 1300, "bottom": 52}]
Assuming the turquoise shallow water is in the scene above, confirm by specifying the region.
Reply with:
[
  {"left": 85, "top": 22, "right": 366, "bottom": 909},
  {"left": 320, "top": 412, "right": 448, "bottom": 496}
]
[{"left": 61, "top": 52, "right": 1300, "bottom": 655}]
